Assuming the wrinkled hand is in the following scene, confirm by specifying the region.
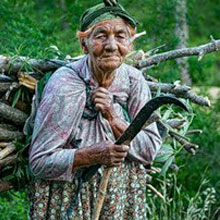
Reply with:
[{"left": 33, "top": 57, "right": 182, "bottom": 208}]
[
  {"left": 92, "top": 87, "right": 116, "bottom": 121},
  {"left": 73, "top": 141, "right": 129, "bottom": 169},
  {"left": 90, "top": 141, "right": 129, "bottom": 167}
]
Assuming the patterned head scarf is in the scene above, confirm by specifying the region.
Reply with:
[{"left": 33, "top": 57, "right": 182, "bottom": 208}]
[{"left": 80, "top": 0, "right": 138, "bottom": 31}]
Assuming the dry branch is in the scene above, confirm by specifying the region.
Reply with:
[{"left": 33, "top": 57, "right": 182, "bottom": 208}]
[
  {"left": 147, "top": 81, "right": 210, "bottom": 107},
  {"left": 0, "top": 102, "right": 28, "bottom": 126},
  {"left": 186, "top": 129, "right": 203, "bottom": 135},
  {"left": 18, "top": 72, "right": 37, "bottom": 90},
  {"left": 0, "top": 124, "right": 18, "bottom": 131},
  {"left": 0, "top": 83, "right": 11, "bottom": 94},
  {"left": 0, "top": 128, "right": 23, "bottom": 141},
  {"left": 137, "top": 38, "right": 220, "bottom": 68},
  {"left": 0, "top": 143, "right": 16, "bottom": 160},
  {"left": 147, "top": 81, "right": 190, "bottom": 94},
  {"left": 0, "top": 56, "right": 62, "bottom": 75},
  {"left": 169, "top": 131, "right": 198, "bottom": 154},
  {"left": 0, "top": 154, "right": 19, "bottom": 169},
  {"left": 183, "top": 91, "right": 210, "bottom": 107},
  {"left": 0, "top": 142, "right": 9, "bottom": 148}
]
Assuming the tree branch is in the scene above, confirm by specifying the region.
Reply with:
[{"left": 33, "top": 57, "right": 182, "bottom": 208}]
[
  {"left": 0, "top": 102, "right": 28, "bottom": 126},
  {"left": 0, "top": 83, "right": 11, "bottom": 94},
  {"left": 0, "top": 124, "right": 18, "bottom": 131},
  {"left": 169, "top": 131, "right": 199, "bottom": 154},
  {"left": 137, "top": 39, "right": 220, "bottom": 68},
  {"left": 0, "top": 56, "right": 62, "bottom": 75},
  {"left": 0, "top": 154, "right": 19, "bottom": 170},
  {"left": 0, "top": 143, "right": 16, "bottom": 160},
  {"left": 147, "top": 81, "right": 210, "bottom": 107},
  {"left": 0, "top": 128, "right": 23, "bottom": 141}
]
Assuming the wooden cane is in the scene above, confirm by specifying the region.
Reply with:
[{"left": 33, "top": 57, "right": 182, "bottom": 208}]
[{"left": 93, "top": 167, "right": 113, "bottom": 220}]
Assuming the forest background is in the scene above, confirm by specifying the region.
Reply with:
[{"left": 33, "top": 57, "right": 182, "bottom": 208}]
[{"left": 0, "top": 0, "right": 220, "bottom": 219}]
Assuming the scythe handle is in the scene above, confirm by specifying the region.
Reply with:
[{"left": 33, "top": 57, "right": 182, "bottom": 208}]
[{"left": 93, "top": 167, "right": 113, "bottom": 220}]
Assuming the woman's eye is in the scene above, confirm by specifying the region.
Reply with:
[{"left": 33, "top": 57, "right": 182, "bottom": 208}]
[
  {"left": 117, "top": 34, "right": 126, "bottom": 39},
  {"left": 95, "top": 34, "right": 106, "bottom": 39}
]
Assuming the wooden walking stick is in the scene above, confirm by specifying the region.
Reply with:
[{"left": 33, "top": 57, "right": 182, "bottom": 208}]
[{"left": 93, "top": 95, "right": 189, "bottom": 220}]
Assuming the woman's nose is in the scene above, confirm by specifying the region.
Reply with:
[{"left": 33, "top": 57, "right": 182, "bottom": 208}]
[{"left": 105, "top": 36, "right": 118, "bottom": 52}]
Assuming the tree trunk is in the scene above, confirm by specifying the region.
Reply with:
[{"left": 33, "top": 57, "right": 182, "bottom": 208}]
[
  {"left": 60, "top": 0, "right": 69, "bottom": 29},
  {"left": 175, "top": 0, "right": 192, "bottom": 86}
]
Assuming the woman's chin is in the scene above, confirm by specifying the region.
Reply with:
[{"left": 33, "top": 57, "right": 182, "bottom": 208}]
[{"left": 99, "top": 61, "right": 122, "bottom": 73}]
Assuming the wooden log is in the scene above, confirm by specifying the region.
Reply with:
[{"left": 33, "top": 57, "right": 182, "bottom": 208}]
[
  {"left": 0, "top": 181, "right": 13, "bottom": 192},
  {"left": 0, "top": 143, "right": 16, "bottom": 160},
  {"left": 0, "top": 142, "right": 9, "bottom": 148},
  {"left": 18, "top": 72, "right": 37, "bottom": 90},
  {"left": 0, "top": 128, "right": 23, "bottom": 141},
  {"left": 0, "top": 124, "right": 17, "bottom": 131},
  {"left": 0, "top": 101, "right": 28, "bottom": 126},
  {"left": 0, "top": 82, "right": 11, "bottom": 94},
  {"left": 0, "top": 154, "right": 19, "bottom": 169},
  {"left": 0, "top": 55, "right": 10, "bottom": 74}
]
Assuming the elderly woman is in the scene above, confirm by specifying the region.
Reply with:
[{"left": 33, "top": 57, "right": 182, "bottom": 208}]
[{"left": 29, "top": 1, "right": 162, "bottom": 219}]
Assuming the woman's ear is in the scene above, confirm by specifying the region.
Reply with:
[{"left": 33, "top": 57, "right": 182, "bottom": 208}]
[{"left": 80, "top": 38, "right": 89, "bottom": 54}]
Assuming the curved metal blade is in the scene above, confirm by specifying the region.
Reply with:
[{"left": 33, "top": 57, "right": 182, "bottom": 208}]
[{"left": 115, "top": 95, "right": 189, "bottom": 145}]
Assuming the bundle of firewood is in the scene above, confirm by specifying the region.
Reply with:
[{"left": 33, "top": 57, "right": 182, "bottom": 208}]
[{"left": 0, "top": 38, "right": 219, "bottom": 194}]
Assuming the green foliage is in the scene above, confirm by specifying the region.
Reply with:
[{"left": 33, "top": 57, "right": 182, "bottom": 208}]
[
  {"left": 146, "top": 174, "right": 217, "bottom": 220},
  {"left": 177, "top": 97, "right": 220, "bottom": 208},
  {"left": 0, "top": 190, "right": 29, "bottom": 220}
]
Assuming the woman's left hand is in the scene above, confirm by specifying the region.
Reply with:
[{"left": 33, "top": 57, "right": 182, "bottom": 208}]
[{"left": 92, "top": 87, "right": 116, "bottom": 121}]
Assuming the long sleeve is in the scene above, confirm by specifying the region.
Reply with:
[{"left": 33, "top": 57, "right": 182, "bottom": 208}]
[
  {"left": 29, "top": 66, "right": 86, "bottom": 182},
  {"left": 127, "top": 67, "right": 162, "bottom": 166}
]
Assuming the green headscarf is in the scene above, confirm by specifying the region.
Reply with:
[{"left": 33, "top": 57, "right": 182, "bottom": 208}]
[{"left": 80, "top": 0, "right": 138, "bottom": 31}]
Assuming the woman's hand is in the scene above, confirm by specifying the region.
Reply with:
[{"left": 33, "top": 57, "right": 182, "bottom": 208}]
[
  {"left": 73, "top": 141, "right": 129, "bottom": 169},
  {"left": 92, "top": 87, "right": 116, "bottom": 121},
  {"left": 92, "top": 87, "right": 129, "bottom": 139}
]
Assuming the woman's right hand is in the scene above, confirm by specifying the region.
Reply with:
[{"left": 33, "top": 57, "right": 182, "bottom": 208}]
[{"left": 72, "top": 141, "right": 129, "bottom": 169}]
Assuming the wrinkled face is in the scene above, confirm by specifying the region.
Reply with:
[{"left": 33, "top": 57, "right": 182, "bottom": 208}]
[{"left": 83, "top": 19, "right": 133, "bottom": 73}]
